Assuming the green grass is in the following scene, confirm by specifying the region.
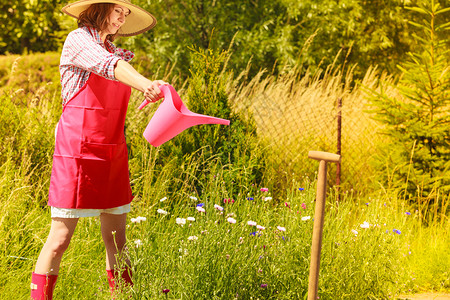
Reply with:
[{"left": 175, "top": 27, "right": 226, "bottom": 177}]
[
  {"left": 0, "top": 53, "right": 448, "bottom": 299},
  {"left": 1, "top": 152, "right": 448, "bottom": 299}
]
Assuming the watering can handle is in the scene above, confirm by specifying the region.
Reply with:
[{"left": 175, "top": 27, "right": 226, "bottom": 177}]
[
  {"left": 138, "top": 84, "right": 169, "bottom": 110},
  {"left": 138, "top": 99, "right": 149, "bottom": 110}
]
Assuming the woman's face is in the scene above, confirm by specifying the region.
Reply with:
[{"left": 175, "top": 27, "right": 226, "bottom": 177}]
[{"left": 104, "top": 4, "right": 130, "bottom": 36}]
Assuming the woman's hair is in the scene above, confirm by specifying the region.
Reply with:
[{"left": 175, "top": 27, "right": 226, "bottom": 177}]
[{"left": 77, "top": 3, "right": 118, "bottom": 42}]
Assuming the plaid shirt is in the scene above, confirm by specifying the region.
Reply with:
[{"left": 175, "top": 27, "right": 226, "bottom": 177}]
[{"left": 59, "top": 26, "right": 134, "bottom": 105}]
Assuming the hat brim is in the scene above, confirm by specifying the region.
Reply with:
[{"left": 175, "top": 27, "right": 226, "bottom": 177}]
[{"left": 62, "top": 0, "right": 156, "bottom": 36}]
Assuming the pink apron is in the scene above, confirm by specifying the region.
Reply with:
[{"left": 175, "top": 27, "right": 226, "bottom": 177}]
[{"left": 48, "top": 73, "right": 133, "bottom": 209}]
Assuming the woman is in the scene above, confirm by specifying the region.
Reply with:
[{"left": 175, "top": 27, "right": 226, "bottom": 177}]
[{"left": 30, "top": 1, "right": 166, "bottom": 299}]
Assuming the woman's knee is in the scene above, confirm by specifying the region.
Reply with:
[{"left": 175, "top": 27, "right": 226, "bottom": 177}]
[{"left": 44, "top": 232, "right": 72, "bottom": 257}]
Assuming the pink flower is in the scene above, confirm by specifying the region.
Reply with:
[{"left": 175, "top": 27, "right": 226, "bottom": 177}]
[
  {"left": 277, "top": 226, "right": 286, "bottom": 232},
  {"left": 301, "top": 203, "right": 307, "bottom": 209},
  {"left": 260, "top": 188, "right": 269, "bottom": 192}
]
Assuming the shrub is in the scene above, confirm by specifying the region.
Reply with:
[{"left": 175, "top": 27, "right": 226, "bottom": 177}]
[
  {"left": 365, "top": 0, "right": 450, "bottom": 202},
  {"left": 127, "top": 45, "right": 267, "bottom": 205}
]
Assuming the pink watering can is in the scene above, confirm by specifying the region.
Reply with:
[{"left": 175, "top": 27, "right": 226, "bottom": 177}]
[{"left": 139, "top": 85, "right": 230, "bottom": 147}]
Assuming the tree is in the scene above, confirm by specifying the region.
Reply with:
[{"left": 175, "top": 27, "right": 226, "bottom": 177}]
[
  {"left": 120, "top": 0, "right": 425, "bottom": 79},
  {"left": 0, "top": 0, "right": 68, "bottom": 54},
  {"left": 367, "top": 0, "right": 450, "bottom": 200}
]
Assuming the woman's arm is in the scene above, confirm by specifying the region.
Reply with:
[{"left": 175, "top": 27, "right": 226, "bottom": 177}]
[{"left": 114, "top": 59, "right": 166, "bottom": 103}]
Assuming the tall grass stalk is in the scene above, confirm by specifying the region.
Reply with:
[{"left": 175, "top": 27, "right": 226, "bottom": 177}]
[
  {"left": 226, "top": 61, "right": 399, "bottom": 194},
  {"left": 0, "top": 53, "right": 448, "bottom": 299}
]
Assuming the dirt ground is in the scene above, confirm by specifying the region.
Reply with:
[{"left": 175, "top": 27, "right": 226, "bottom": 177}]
[{"left": 396, "top": 293, "right": 450, "bottom": 300}]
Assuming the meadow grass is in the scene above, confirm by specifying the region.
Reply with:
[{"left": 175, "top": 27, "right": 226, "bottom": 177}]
[
  {"left": 0, "top": 53, "right": 448, "bottom": 299},
  {"left": 226, "top": 63, "right": 400, "bottom": 193},
  {"left": 2, "top": 150, "right": 448, "bottom": 299}
]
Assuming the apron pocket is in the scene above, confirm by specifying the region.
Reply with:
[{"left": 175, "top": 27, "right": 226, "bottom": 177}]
[
  {"left": 77, "top": 142, "right": 129, "bottom": 208},
  {"left": 80, "top": 141, "right": 126, "bottom": 160}
]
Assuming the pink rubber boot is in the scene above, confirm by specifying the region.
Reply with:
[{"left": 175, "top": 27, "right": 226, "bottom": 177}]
[{"left": 30, "top": 272, "right": 58, "bottom": 300}]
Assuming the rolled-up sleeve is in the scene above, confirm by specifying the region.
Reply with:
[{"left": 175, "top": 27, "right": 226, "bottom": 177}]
[
  {"left": 61, "top": 30, "right": 120, "bottom": 80},
  {"left": 106, "top": 40, "right": 135, "bottom": 63}
]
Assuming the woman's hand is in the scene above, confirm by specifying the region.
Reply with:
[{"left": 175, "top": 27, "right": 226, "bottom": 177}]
[{"left": 143, "top": 80, "right": 167, "bottom": 103}]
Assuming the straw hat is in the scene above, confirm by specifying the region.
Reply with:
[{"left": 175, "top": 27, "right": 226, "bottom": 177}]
[{"left": 62, "top": 0, "right": 157, "bottom": 36}]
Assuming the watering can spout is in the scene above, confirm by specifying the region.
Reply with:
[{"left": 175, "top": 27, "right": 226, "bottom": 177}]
[
  {"left": 141, "top": 85, "right": 230, "bottom": 147},
  {"left": 183, "top": 112, "right": 230, "bottom": 127}
]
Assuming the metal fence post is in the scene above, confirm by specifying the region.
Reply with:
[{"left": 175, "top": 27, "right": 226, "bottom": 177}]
[{"left": 336, "top": 97, "right": 342, "bottom": 201}]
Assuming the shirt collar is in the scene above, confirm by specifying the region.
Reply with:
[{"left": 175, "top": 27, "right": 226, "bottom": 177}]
[{"left": 82, "top": 26, "right": 116, "bottom": 53}]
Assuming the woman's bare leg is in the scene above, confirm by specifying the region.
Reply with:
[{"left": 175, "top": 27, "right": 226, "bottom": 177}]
[
  {"left": 34, "top": 217, "right": 79, "bottom": 275},
  {"left": 100, "top": 213, "right": 129, "bottom": 270}
]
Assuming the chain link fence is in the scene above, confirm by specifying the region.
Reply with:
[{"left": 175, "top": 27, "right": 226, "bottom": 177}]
[{"left": 228, "top": 66, "right": 397, "bottom": 193}]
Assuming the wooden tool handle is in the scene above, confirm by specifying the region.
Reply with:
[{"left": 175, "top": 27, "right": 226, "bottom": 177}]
[{"left": 308, "top": 151, "right": 340, "bottom": 163}]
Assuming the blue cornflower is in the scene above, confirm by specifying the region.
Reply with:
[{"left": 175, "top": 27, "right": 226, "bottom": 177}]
[
  {"left": 246, "top": 197, "right": 254, "bottom": 200},
  {"left": 196, "top": 203, "right": 205, "bottom": 207},
  {"left": 393, "top": 229, "right": 401, "bottom": 234},
  {"left": 250, "top": 232, "right": 262, "bottom": 237},
  {"left": 298, "top": 188, "right": 305, "bottom": 191},
  {"left": 405, "top": 212, "right": 411, "bottom": 215}
]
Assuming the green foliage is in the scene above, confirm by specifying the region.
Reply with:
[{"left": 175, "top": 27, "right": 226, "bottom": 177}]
[
  {"left": 0, "top": 51, "right": 448, "bottom": 299},
  {"left": 2, "top": 154, "right": 449, "bottom": 298},
  {"left": 3, "top": 0, "right": 449, "bottom": 83},
  {"left": 0, "top": 1, "right": 69, "bottom": 54},
  {"left": 0, "top": 53, "right": 61, "bottom": 205},
  {"left": 184, "top": 46, "right": 260, "bottom": 161},
  {"left": 366, "top": 0, "right": 450, "bottom": 200},
  {"left": 132, "top": 45, "right": 266, "bottom": 199},
  {"left": 124, "top": 0, "right": 449, "bottom": 79},
  {"left": 0, "top": 52, "right": 61, "bottom": 96}
]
